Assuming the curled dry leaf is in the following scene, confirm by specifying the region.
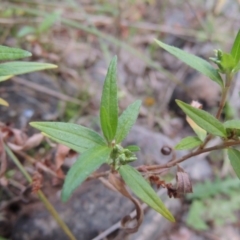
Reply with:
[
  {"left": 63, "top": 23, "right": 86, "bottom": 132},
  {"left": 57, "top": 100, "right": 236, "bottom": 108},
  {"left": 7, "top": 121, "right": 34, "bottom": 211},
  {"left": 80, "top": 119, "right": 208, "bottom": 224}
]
[
  {"left": 7, "top": 133, "right": 44, "bottom": 152},
  {"left": 162, "top": 166, "right": 193, "bottom": 199},
  {"left": 10, "top": 129, "right": 28, "bottom": 146},
  {"left": 0, "top": 123, "right": 44, "bottom": 152},
  {"left": 175, "top": 165, "right": 193, "bottom": 197},
  {"left": 108, "top": 172, "right": 143, "bottom": 233}
]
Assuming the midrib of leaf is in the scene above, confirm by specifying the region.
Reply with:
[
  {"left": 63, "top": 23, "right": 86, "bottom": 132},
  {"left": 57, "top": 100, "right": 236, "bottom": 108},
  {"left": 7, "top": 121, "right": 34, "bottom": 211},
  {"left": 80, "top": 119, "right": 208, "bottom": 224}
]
[
  {"left": 120, "top": 165, "right": 174, "bottom": 222},
  {"left": 107, "top": 75, "right": 114, "bottom": 135},
  {"left": 176, "top": 100, "right": 226, "bottom": 137},
  {"left": 39, "top": 125, "right": 105, "bottom": 146},
  {"left": 43, "top": 133, "right": 88, "bottom": 151},
  {"left": 189, "top": 112, "right": 223, "bottom": 136},
  {"left": 168, "top": 45, "right": 217, "bottom": 81},
  {"left": 116, "top": 115, "right": 133, "bottom": 142},
  {"left": 71, "top": 147, "right": 108, "bottom": 181}
]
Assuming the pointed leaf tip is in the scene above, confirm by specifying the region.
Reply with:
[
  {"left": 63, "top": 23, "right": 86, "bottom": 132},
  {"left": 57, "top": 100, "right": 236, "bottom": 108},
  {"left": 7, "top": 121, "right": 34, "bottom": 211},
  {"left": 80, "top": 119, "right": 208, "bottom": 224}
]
[
  {"left": 100, "top": 56, "right": 118, "bottom": 142},
  {"left": 119, "top": 164, "right": 175, "bottom": 222},
  {"left": 155, "top": 39, "right": 223, "bottom": 87}
]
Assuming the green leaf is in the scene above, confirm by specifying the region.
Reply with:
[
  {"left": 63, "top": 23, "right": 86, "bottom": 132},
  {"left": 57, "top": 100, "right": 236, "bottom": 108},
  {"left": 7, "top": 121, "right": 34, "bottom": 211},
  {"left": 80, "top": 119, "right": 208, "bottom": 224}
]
[
  {"left": 119, "top": 164, "right": 175, "bottom": 222},
  {"left": 125, "top": 145, "right": 141, "bottom": 152},
  {"left": 0, "top": 45, "right": 31, "bottom": 60},
  {"left": 186, "top": 177, "right": 240, "bottom": 200},
  {"left": 176, "top": 100, "right": 227, "bottom": 138},
  {"left": 231, "top": 30, "right": 240, "bottom": 64},
  {"left": 220, "top": 52, "right": 236, "bottom": 72},
  {"left": 30, "top": 122, "right": 106, "bottom": 153},
  {"left": 61, "top": 145, "right": 111, "bottom": 202},
  {"left": 0, "top": 75, "right": 13, "bottom": 82},
  {"left": 175, "top": 136, "right": 202, "bottom": 150},
  {"left": 233, "top": 61, "right": 240, "bottom": 73},
  {"left": 224, "top": 120, "right": 240, "bottom": 130},
  {"left": 100, "top": 56, "right": 118, "bottom": 142},
  {"left": 228, "top": 148, "right": 240, "bottom": 179},
  {"left": 155, "top": 39, "right": 223, "bottom": 87},
  {"left": 17, "top": 26, "right": 36, "bottom": 37},
  {"left": 186, "top": 116, "right": 207, "bottom": 141},
  {"left": 38, "top": 12, "right": 60, "bottom": 33},
  {"left": 0, "top": 62, "right": 57, "bottom": 77},
  {"left": 186, "top": 200, "right": 209, "bottom": 230},
  {"left": 115, "top": 100, "right": 141, "bottom": 143}
]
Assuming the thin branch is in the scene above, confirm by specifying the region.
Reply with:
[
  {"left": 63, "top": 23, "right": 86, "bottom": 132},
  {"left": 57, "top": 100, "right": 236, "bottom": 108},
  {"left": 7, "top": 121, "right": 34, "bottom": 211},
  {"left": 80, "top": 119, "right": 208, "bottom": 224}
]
[{"left": 141, "top": 140, "right": 240, "bottom": 171}]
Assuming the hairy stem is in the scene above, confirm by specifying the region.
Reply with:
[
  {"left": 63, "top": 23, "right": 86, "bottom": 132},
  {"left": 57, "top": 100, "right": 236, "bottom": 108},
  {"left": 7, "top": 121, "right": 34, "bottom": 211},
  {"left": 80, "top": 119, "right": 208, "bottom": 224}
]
[{"left": 4, "top": 144, "right": 76, "bottom": 240}]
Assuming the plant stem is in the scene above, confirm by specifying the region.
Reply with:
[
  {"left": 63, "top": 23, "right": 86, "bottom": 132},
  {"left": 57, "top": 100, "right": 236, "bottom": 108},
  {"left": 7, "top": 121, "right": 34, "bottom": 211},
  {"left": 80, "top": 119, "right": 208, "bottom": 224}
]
[
  {"left": 216, "top": 72, "right": 232, "bottom": 119},
  {"left": 142, "top": 140, "right": 240, "bottom": 171},
  {"left": 199, "top": 72, "right": 233, "bottom": 149},
  {"left": 4, "top": 144, "right": 76, "bottom": 240}
]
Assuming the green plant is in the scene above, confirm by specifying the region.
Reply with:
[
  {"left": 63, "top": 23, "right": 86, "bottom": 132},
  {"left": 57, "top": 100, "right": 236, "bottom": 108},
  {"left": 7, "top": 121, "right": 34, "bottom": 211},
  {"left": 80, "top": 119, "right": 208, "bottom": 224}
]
[
  {"left": 17, "top": 12, "right": 60, "bottom": 38},
  {"left": 186, "top": 177, "right": 240, "bottom": 230},
  {"left": 0, "top": 44, "right": 57, "bottom": 106},
  {"left": 30, "top": 56, "right": 175, "bottom": 230},
  {"left": 30, "top": 29, "right": 240, "bottom": 231}
]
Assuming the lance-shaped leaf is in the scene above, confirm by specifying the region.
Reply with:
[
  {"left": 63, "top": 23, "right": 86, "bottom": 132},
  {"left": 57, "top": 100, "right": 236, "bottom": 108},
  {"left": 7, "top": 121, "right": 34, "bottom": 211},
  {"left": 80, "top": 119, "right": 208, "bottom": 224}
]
[
  {"left": 115, "top": 100, "right": 141, "bottom": 143},
  {"left": 100, "top": 56, "right": 118, "bottom": 142},
  {"left": 227, "top": 148, "right": 240, "bottom": 179},
  {"left": 0, "top": 45, "right": 31, "bottom": 61},
  {"left": 231, "top": 30, "right": 240, "bottom": 65},
  {"left": 30, "top": 122, "right": 106, "bottom": 153},
  {"left": 0, "top": 62, "right": 57, "bottom": 77},
  {"left": 176, "top": 100, "right": 227, "bottom": 138},
  {"left": 175, "top": 136, "right": 202, "bottom": 150},
  {"left": 119, "top": 164, "right": 175, "bottom": 222},
  {"left": 155, "top": 39, "right": 223, "bottom": 87},
  {"left": 62, "top": 145, "right": 111, "bottom": 201}
]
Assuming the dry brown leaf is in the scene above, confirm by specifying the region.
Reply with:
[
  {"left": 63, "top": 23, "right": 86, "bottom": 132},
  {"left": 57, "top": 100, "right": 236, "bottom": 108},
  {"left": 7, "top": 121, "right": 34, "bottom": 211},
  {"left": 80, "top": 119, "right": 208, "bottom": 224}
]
[
  {"left": 0, "top": 134, "right": 7, "bottom": 178},
  {"left": 52, "top": 144, "right": 70, "bottom": 186},
  {"left": 22, "top": 133, "right": 44, "bottom": 150},
  {"left": 7, "top": 133, "right": 44, "bottom": 152},
  {"left": 176, "top": 165, "right": 193, "bottom": 196},
  {"left": 55, "top": 145, "right": 70, "bottom": 177},
  {"left": 11, "top": 129, "right": 27, "bottom": 146},
  {"left": 0, "top": 176, "right": 8, "bottom": 187},
  {"left": 32, "top": 171, "right": 43, "bottom": 193},
  {"left": 109, "top": 172, "right": 143, "bottom": 233}
]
